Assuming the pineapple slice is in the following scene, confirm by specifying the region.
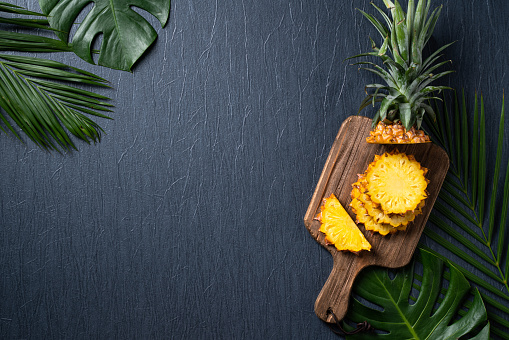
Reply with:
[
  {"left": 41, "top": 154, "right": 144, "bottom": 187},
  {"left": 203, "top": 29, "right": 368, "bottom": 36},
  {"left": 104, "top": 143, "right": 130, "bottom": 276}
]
[
  {"left": 350, "top": 197, "right": 406, "bottom": 236},
  {"left": 365, "top": 152, "right": 428, "bottom": 214},
  {"left": 317, "top": 194, "right": 371, "bottom": 252},
  {"left": 352, "top": 178, "right": 424, "bottom": 227}
]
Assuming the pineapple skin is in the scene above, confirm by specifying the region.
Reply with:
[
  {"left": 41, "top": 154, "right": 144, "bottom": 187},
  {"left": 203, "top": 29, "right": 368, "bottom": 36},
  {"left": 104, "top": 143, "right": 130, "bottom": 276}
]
[{"left": 366, "top": 121, "right": 431, "bottom": 144}]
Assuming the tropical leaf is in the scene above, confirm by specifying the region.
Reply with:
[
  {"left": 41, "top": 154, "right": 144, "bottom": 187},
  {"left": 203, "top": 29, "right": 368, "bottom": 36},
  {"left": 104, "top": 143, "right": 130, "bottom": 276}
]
[
  {"left": 0, "top": 54, "right": 112, "bottom": 151},
  {"left": 0, "top": 2, "right": 72, "bottom": 52},
  {"left": 38, "top": 0, "right": 171, "bottom": 71},
  {"left": 0, "top": 30, "right": 72, "bottom": 52},
  {"left": 422, "top": 91, "right": 509, "bottom": 339},
  {"left": 0, "top": 3, "right": 113, "bottom": 151},
  {"left": 343, "top": 248, "right": 489, "bottom": 339},
  {"left": 0, "top": 1, "right": 47, "bottom": 17}
]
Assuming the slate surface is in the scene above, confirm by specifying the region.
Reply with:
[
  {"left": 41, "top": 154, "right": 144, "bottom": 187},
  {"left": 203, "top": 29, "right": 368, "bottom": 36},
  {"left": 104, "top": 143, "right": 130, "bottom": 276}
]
[{"left": 1, "top": 0, "right": 508, "bottom": 339}]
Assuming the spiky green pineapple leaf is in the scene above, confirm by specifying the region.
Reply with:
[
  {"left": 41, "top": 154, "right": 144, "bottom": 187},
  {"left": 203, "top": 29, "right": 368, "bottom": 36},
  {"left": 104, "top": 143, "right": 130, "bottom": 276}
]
[
  {"left": 351, "top": 0, "right": 453, "bottom": 131},
  {"left": 343, "top": 248, "right": 489, "bottom": 339}
]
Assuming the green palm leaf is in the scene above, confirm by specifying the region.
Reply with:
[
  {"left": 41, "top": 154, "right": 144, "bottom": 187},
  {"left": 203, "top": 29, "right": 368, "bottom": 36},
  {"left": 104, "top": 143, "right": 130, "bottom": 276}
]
[
  {"left": 38, "top": 0, "right": 171, "bottom": 71},
  {"left": 0, "top": 54, "right": 112, "bottom": 151},
  {"left": 343, "top": 248, "right": 489, "bottom": 339},
  {"left": 0, "top": 3, "right": 113, "bottom": 151},
  {"left": 0, "top": 2, "right": 72, "bottom": 53},
  {"left": 422, "top": 91, "right": 509, "bottom": 339},
  {"left": 0, "top": 2, "right": 46, "bottom": 17},
  {"left": 0, "top": 31, "right": 71, "bottom": 53}
]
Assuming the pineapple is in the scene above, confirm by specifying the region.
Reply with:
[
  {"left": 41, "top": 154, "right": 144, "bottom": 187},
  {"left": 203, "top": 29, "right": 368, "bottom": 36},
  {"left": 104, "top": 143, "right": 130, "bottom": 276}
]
[
  {"left": 349, "top": 0, "right": 453, "bottom": 143},
  {"left": 317, "top": 194, "right": 371, "bottom": 252},
  {"left": 365, "top": 151, "right": 428, "bottom": 214},
  {"left": 349, "top": 151, "right": 428, "bottom": 235},
  {"left": 351, "top": 178, "right": 424, "bottom": 227},
  {"left": 350, "top": 197, "right": 407, "bottom": 236}
]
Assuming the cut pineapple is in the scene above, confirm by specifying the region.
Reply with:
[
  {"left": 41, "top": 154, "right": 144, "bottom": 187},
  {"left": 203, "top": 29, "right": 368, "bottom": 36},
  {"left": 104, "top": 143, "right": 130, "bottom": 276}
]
[
  {"left": 349, "top": 197, "right": 406, "bottom": 236},
  {"left": 365, "top": 152, "right": 428, "bottom": 214},
  {"left": 348, "top": 151, "right": 428, "bottom": 235},
  {"left": 366, "top": 121, "right": 431, "bottom": 144},
  {"left": 317, "top": 194, "right": 371, "bottom": 252},
  {"left": 352, "top": 178, "right": 424, "bottom": 227}
]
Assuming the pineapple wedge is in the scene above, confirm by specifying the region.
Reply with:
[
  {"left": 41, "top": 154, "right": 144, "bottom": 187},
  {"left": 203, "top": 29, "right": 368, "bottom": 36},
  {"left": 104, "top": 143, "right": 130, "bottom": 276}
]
[{"left": 317, "top": 194, "right": 371, "bottom": 252}]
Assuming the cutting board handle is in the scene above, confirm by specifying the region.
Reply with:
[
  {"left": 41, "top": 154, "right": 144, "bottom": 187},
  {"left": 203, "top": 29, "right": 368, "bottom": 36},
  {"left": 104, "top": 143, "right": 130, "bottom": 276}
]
[{"left": 314, "top": 252, "right": 369, "bottom": 323}]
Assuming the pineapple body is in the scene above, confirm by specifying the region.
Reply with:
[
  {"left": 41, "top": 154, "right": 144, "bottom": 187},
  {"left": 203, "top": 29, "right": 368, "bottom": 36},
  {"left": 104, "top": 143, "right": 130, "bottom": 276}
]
[{"left": 366, "top": 121, "right": 431, "bottom": 144}]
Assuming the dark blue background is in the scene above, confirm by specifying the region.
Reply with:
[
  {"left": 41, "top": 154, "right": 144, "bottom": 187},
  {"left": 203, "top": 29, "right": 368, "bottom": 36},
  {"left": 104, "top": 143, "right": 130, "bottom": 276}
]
[{"left": 1, "top": 1, "right": 508, "bottom": 338}]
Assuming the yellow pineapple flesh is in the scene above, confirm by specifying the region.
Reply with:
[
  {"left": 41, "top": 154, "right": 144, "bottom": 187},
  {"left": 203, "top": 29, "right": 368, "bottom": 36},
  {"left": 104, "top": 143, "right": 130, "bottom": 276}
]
[
  {"left": 352, "top": 177, "right": 424, "bottom": 227},
  {"left": 365, "top": 151, "right": 428, "bottom": 214},
  {"left": 317, "top": 194, "right": 371, "bottom": 252},
  {"left": 348, "top": 151, "right": 428, "bottom": 235},
  {"left": 349, "top": 196, "right": 407, "bottom": 236}
]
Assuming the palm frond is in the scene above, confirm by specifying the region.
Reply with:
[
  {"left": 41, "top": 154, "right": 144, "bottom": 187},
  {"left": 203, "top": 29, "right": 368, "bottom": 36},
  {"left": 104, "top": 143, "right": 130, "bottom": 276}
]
[
  {"left": 0, "top": 3, "right": 113, "bottom": 151},
  {"left": 0, "top": 2, "right": 47, "bottom": 17},
  {"left": 0, "top": 54, "right": 112, "bottom": 151},
  {"left": 422, "top": 90, "right": 509, "bottom": 338},
  {"left": 0, "top": 2, "right": 71, "bottom": 53},
  {"left": 0, "top": 30, "right": 71, "bottom": 52}
]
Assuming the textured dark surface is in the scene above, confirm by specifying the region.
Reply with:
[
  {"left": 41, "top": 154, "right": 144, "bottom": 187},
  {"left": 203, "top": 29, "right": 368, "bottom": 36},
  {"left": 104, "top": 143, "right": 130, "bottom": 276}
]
[{"left": 1, "top": 0, "right": 508, "bottom": 339}]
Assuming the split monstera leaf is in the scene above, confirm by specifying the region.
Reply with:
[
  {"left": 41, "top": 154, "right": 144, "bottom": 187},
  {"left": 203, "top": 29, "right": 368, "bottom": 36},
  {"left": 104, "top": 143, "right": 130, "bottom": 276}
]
[
  {"left": 343, "top": 249, "right": 489, "bottom": 339},
  {"left": 0, "top": 0, "right": 171, "bottom": 150},
  {"left": 38, "top": 0, "right": 171, "bottom": 71}
]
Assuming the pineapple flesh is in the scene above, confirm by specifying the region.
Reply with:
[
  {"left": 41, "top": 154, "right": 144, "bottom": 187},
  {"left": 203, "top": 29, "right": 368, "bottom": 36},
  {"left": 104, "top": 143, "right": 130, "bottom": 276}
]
[
  {"left": 351, "top": 178, "right": 424, "bottom": 227},
  {"left": 317, "top": 194, "right": 371, "bottom": 252},
  {"left": 350, "top": 0, "right": 453, "bottom": 144},
  {"left": 366, "top": 152, "right": 428, "bottom": 214},
  {"left": 350, "top": 197, "right": 407, "bottom": 236},
  {"left": 350, "top": 151, "right": 428, "bottom": 235}
]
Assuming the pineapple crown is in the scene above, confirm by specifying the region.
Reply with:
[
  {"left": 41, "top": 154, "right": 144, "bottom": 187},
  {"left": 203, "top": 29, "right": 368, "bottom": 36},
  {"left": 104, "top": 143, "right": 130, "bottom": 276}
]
[{"left": 349, "top": 0, "right": 454, "bottom": 131}]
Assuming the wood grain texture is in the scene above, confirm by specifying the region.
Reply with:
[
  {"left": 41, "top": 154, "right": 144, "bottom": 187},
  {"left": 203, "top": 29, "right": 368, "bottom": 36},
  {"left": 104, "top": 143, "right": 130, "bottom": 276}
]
[{"left": 304, "top": 116, "right": 449, "bottom": 322}]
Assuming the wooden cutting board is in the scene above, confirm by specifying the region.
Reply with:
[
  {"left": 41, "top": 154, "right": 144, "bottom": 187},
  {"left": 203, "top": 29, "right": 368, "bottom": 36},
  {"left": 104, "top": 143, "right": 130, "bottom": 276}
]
[{"left": 303, "top": 115, "right": 449, "bottom": 323}]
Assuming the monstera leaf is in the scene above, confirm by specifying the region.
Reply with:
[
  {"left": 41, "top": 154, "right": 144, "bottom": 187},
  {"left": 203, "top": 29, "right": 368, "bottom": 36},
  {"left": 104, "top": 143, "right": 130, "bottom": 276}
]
[
  {"left": 38, "top": 0, "right": 171, "bottom": 71},
  {"left": 0, "top": 3, "right": 112, "bottom": 151},
  {"left": 344, "top": 249, "right": 489, "bottom": 339}
]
